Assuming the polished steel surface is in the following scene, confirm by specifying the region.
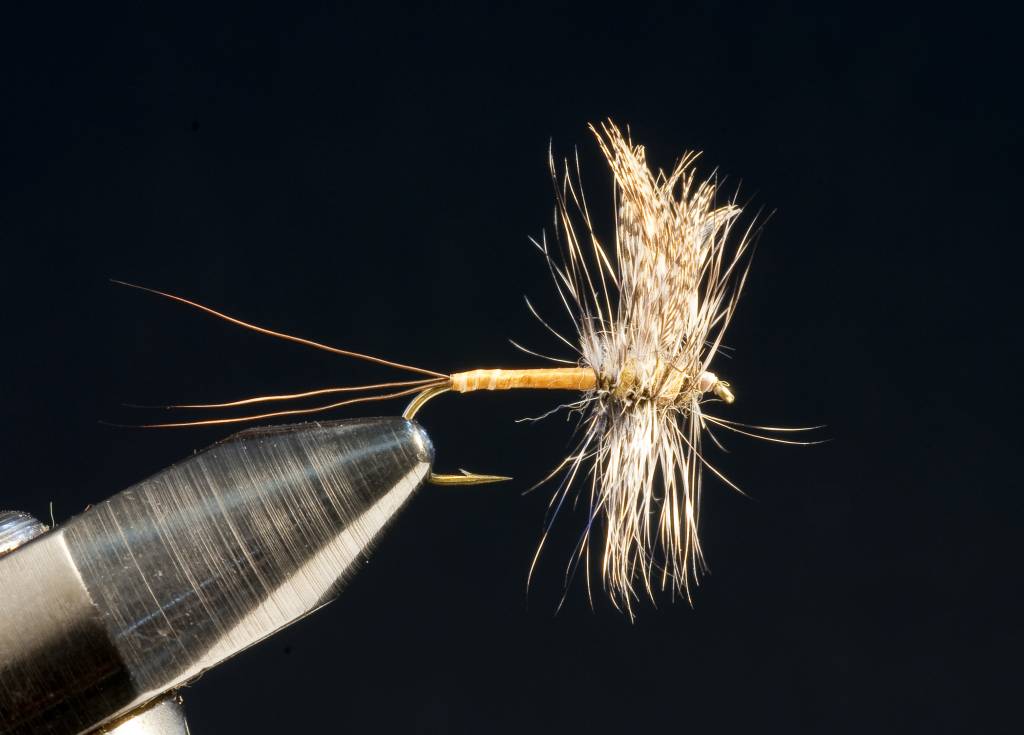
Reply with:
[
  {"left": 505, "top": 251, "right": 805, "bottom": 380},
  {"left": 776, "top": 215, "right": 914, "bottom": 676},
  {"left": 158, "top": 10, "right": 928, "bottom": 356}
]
[
  {"left": 0, "top": 511, "right": 48, "bottom": 556},
  {"left": 0, "top": 418, "right": 432, "bottom": 735},
  {"left": 96, "top": 695, "right": 190, "bottom": 735}
]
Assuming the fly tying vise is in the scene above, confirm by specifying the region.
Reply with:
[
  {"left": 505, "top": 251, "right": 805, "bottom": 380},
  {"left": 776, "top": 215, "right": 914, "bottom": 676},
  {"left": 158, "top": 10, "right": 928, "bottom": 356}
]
[{"left": 119, "top": 121, "right": 812, "bottom": 611}]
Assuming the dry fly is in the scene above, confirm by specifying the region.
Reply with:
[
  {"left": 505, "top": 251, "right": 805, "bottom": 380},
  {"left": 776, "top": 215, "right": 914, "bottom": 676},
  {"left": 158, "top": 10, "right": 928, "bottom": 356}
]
[{"left": 120, "top": 120, "right": 811, "bottom": 615}]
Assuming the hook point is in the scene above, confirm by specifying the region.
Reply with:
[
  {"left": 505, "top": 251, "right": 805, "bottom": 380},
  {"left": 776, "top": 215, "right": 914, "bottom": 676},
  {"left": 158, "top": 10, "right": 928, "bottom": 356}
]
[{"left": 429, "top": 470, "right": 513, "bottom": 486}]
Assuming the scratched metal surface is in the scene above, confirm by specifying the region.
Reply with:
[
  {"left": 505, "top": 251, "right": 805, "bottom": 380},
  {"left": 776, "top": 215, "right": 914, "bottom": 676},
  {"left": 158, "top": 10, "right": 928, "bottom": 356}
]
[{"left": 0, "top": 417, "right": 432, "bottom": 735}]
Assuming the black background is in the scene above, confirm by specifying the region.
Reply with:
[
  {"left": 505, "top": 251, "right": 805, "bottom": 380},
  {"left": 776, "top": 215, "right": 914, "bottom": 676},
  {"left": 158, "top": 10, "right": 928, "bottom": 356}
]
[{"left": 2, "top": 2, "right": 1019, "bottom": 733}]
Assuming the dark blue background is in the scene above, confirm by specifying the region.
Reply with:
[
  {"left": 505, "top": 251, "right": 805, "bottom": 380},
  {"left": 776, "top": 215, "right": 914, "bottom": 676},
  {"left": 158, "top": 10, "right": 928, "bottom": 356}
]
[{"left": 2, "top": 2, "right": 1019, "bottom": 732}]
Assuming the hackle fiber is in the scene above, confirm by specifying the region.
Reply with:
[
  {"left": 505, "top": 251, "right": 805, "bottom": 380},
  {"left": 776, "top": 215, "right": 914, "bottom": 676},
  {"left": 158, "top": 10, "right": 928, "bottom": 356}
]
[{"left": 536, "top": 121, "right": 753, "bottom": 613}]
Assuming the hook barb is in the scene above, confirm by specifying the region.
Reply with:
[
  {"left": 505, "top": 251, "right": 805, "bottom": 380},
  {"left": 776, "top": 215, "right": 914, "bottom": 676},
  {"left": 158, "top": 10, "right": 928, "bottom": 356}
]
[{"left": 430, "top": 470, "right": 513, "bottom": 486}]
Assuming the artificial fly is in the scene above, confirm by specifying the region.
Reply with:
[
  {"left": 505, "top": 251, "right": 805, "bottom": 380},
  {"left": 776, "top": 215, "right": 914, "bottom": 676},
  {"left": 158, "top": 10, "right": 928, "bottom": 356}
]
[{"left": 120, "top": 121, "right": 813, "bottom": 615}]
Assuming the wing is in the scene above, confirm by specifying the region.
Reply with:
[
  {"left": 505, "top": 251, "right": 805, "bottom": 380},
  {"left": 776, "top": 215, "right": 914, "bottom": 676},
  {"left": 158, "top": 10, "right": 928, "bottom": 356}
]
[{"left": 591, "top": 122, "right": 740, "bottom": 372}]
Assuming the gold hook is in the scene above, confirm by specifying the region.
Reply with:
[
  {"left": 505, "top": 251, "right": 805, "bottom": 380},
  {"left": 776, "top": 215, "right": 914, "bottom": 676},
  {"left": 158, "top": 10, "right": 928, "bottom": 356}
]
[
  {"left": 712, "top": 380, "right": 735, "bottom": 404},
  {"left": 403, "top": 383, "right": 512, "bottom": 486}
]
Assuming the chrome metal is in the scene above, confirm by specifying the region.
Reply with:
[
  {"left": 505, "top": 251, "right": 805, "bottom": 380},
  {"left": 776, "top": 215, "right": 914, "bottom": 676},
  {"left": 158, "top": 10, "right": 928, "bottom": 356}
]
[
  {"left": 0, "top": 511, "right": 48, "bottom": 556},
  {"left": 94, "top": 695, "right": 190, "bottom": 735},
  {"left": 0, "top": 418, "right": 433, "bottom": 735}
]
